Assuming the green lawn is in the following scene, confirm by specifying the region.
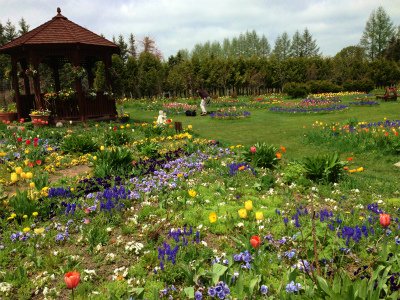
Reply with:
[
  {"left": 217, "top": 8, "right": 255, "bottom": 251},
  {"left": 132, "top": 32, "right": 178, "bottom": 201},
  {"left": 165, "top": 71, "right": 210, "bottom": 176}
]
[{"left": 126, "top": 97, "right": 400, "bottom": 194}]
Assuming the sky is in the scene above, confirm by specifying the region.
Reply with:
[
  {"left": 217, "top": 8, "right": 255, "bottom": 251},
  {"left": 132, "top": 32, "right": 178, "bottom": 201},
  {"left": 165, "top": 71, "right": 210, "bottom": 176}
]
[{"left": 1, "top": 0, "right": 400, "bottom": 59}]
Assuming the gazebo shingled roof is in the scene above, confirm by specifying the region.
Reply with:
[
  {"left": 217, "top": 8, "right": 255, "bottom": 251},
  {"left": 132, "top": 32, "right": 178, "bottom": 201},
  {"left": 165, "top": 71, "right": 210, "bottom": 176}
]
[
  {"left": 0, "top": 7, "right": 120, "bottom": 122},
  {"left": 0, "top": 7, "right": 118, "bottom": 53}
]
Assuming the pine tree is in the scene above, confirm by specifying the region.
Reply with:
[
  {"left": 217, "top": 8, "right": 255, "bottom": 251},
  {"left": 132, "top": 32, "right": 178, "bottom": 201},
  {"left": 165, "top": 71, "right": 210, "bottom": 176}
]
[
  {"left": 290, "top": 30, "right": 303, "bottom": 57},
  {"left": 117, "top": 35, "right": 128, "bottom": 61},
  {"left": 360, "top": 6, "right": 394, "bottom": 60},
  {"left": 128, "top": 33, "right": 137, "bottom": 59},
  {"left": 273, "top": 32, "right": 291, "bottom": 61},
  {"left": 4, "top": 19, "right": 17, "bottom": 43},
  {"left": 18, "top": 18, "right": 29, "bottom": 36},
  {"left": 302, "top": 28, "right": 320, "bottom": 57}
]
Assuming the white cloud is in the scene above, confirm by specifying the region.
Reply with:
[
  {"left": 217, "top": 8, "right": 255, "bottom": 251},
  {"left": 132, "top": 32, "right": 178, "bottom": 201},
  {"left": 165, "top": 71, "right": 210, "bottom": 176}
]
[{"left": 1, "top": 0, "right": 400, "bottom": 58}]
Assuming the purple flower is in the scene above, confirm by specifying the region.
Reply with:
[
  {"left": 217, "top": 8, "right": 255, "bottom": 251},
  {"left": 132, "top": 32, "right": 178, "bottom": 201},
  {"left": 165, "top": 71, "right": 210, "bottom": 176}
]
[
  {"left": 195, "top": 291, "right": 202, "bottom": 300},
  {"left": 260, "top": 285, "right": 269, "bottom": 295},
  {"left": 285, "top": 281, "right": 302, "bottom": 293}
]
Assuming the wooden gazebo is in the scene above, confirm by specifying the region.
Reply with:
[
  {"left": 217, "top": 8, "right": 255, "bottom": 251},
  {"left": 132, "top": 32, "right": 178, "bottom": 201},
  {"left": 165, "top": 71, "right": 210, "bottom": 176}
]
[{"left": 0, "top": 7, "right": 120, "bottom": 121}]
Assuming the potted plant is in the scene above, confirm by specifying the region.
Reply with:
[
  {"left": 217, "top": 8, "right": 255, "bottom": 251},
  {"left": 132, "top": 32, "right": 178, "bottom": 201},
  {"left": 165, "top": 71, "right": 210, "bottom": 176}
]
[
  {"left": 29, "top": 108, "right": 52, "bottom": 127},
  {"left": 0, "top": 93, "right": 17, "bottom": 123}
]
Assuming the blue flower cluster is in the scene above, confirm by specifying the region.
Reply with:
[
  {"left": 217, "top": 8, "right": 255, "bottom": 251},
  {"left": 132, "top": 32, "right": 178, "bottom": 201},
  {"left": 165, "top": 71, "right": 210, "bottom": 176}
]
[
  {"left": 209, "top": 111, "right": 251, "bottom": 119},
  {"left": 285, "top": 281, "right": 302, "bottom": 293},
  {"left": 269, "top": 105, "right": 348, "bottom": 114},
  {"left": 228, "top": 162, "right": 256, "bottom": 176},
  {"left": 208, "top": 281, "right": 230, "bottom": 299},
  {"left": 340, "top": 225, "right": 373, "bottom": 246},
  {"left": 233, "top": 250, "right": 253, "bottom": 269}
]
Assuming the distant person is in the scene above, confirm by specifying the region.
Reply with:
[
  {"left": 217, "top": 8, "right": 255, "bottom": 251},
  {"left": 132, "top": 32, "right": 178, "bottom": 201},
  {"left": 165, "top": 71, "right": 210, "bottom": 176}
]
[{"left": 196, "top": 89, "right": 210, "bottom": 116}]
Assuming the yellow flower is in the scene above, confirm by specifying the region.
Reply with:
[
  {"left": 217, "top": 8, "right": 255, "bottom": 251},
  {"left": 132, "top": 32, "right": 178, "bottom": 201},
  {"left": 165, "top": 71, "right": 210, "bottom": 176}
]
[
  {"left": 238, "top": 166, "right": 245, "bottom": 171},
  {"left": 187, "top": 125, "right": 193, "bottom": 130},
  {"left": 188, "top": 189, "right": 197, "bottom": 197},
  {"left": 47, "top": 147, "right": 53, "bottom": 151},
  {"left": 29, "top": 182, "right": 35, "bottom": 188},
  {"left": 244, "top": 200, "right": 253, "bottom": 211},
  {"left": 255, "top": 211, "right": 264, "bottom": 220},
  {"left": 11, "top": 213, "right": 16, "bottom": 218},
  {"left": 0, "top": 152, "right": 6, "bottom": 157},
  {"left": 32, "top": 212, "right": 38, "bottom": 217},
  {"left": 93, "top": 156, "right": 97, "bottom": 161},
  {"left": 208, "top": 212, "right": 217, "bottom": 223},
  {"left": 120, "top": 125, "right": 125, "bottom": 129},
  {"left": 34, "top": 227, "right": 45, "bottom": 234},
  {"left": 356, "top": 167, "right": 364, "bottom": 172},
  {"left": 100, "top": 145, "right": 105, "bottom": 151},
  {"left": 70, "top": 187, "right": 74, "bottom": 192},
  {"left": 24, "top": 149, "right": 30, "bottom": 154},
  {"left": 126, "top": 124, "right": 130, "bottom": 128},
  {"left": 10, "top": 172, "right": 18, "bottom": 183},
  {"left": 23, "top": 215, "right": 28, "bottom": 219},
  {"left": 20, "top": 172, "right": 26, "bottom": 179},
  {"left": 238, "top": 208, "right": 248, "bottom": 219},
  {"left": 25, "top": 172, "right": 33, "bottom": 179},
  {"left": 23, "top": 227, "right": 30, "bottom": 233},
  {"left": 177, "top": 173, "right": 183, "bottom": 178},
  {"left": 15, "top": 167, "right": 23, "bottom": 175}
]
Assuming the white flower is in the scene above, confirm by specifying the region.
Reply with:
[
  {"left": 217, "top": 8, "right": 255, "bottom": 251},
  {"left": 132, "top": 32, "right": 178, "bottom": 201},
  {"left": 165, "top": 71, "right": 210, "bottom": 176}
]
[
  {"left": 106, "top": 253, "right": 116, "bottom": 262},
  {"left": 125, "top": 241, "right": 144, "bottom": 255},
  {"left": 201, "top": 241, "right": 208, "bottom": 247},
  {"left": 236, "top": 222, "right": 244, "bottom": 228},
  {"left": 106, "top": 227, "right": 113, "bottom": 232}
]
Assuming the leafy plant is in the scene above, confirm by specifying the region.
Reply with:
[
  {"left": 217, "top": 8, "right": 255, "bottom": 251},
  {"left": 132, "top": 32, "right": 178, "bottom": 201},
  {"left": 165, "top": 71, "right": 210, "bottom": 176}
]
[
  {"left": 302, "top": 152, "right": 345, "bottom": 183},
  {"left": 104, "top": 129, "right": 131, "bottom": 146},
  {"left": 93, "top": 147, "right": 134, "bottom": 177},
  {"left": 61, "top": 133, "right": 97, "bottom": 154},
  {"left": 243, "top": 142, "right": 279, "bottom": 169},
  {"left": 8, "top": 190, "right": 36, "bottom": 216}
]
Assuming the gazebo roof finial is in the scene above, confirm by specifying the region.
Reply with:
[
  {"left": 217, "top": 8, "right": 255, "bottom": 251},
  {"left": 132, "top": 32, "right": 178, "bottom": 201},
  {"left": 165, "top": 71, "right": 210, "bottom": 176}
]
[{"left": 57, "top": 7, "right": 61, "bottom": 14}]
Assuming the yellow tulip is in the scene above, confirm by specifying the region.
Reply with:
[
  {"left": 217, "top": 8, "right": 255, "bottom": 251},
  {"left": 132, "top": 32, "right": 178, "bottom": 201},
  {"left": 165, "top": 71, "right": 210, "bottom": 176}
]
[
  {"left": 32, "top": 212, "right": 38, "bottom": 217},
  {"left": 356, "top": 167, "right": 364, "bottom": 172},
  {"left": 255, "top": 211, "right": 264, "bottom": 220},
  {"left": 23, "top": 215, "right": 28, "bottom": 219},
  {"left": 15, "top": 167, "right": 23, "bottom": 175},
  {"left": 20, "top": 172, "right": 26, "bottom": 179},
  {"left": 208, "top": 212, "right": 217, "bottom": 223},
  {"left": 100, "top": 145, "right": 105, "bottom": 151},
  {"left": 29, "top": 182, "right": 35, "bottom": 188},
  {"left": 23, "top": 227, "right": 30, "bottom": 233},
  {"left": 10, "top": 172, "right": 18, "bottom": 183},
  {"left": 188, "top": 189, "right": 197, "bottom": 197},
  {"left": 34, "top": 227, "right": 45, "bottom": 234},
  {"left": 25, "top": 172, "right": 33, "bottom": 179},
  {"left": 244, "top": 200, "right": 253, "bottom": 211},
  {"left": 238, "top": 208, "right": 248, "bottom": 219}
]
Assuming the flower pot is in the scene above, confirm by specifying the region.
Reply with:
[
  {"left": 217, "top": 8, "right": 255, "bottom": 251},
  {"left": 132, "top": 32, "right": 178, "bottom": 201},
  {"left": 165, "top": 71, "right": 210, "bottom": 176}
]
[
  {"left": 0, "top": 112, "right": 18, "bottom": 123},
  {"left": 29, "top": 114, "right": 51, "bottom": 127}
]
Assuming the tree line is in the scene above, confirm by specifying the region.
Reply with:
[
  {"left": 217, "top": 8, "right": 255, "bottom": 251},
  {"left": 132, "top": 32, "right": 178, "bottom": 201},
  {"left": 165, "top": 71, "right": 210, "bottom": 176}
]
[{"left": 1, "top": 6, "right": 400, "bottom": 98}]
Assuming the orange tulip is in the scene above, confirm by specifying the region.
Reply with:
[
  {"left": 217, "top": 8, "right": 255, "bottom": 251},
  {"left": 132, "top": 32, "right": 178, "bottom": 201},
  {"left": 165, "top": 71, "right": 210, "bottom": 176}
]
[
  {"left": 379, "top": 213, "right": 390, "bottom": 228},
  {"left": 64, "top": 271, "right": 80, "bottom": 289},
  {"left": 280, "top": 146, "right": 286, "bottom": 153},
  {"left": 250, "top": 235, "right": 261, "bottom": 248},
  {"left": 276, "top": 152, "right": 282, "bottom": 159}
]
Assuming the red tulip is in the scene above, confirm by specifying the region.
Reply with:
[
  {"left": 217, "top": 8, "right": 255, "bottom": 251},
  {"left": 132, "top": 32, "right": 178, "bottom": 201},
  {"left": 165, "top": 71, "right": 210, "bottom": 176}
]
[
  {"left": 250, "top": 146, "right": 256, "bottom": 154},
  {"left": 25, "top": 140, "right": 31, "bottom": 145},
  {"left": 380, "top": 213, "right": 390, "bottom": 227},
  {"left": 36, "top": 160, "right": 42, "bottom": 165},
  {"left": 64, "top": 271, "right": 80, "bottom": 289},
  {"left": 17, "top": 137, "right": 22, "bottom": 142},
  {"left": 250, "top": 235, "right": 261, "bottom": 248}
]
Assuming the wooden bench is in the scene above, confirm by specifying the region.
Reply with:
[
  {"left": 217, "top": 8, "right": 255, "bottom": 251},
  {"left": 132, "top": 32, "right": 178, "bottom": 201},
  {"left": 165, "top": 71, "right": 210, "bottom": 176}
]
[{"left": 376, "top": 87, "right": 397, "bottom": 101}]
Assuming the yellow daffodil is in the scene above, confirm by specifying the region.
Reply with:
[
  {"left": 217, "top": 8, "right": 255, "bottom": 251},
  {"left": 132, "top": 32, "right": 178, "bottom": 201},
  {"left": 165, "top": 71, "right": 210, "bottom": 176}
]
[
  {"left": 255, "top": 211, "right": 264, "bottom": 220},
  {"left": 244, "top": 200, "right": 253, "bottom": 211},
  {"left": 238, "top": 208, "right": 248, "bottom": 219},
  {"left": 10, "top": 172, "right": 18, "bottom": 183},
  {"left": 208, "top": 212, "right": 217, "bottom": 223},
  {"left": 188, "top": 189, "right": 197, "bottom": 197},
  {"left": 34, "top": 227, "right": 45, "bottom": 234},
  {"left": 15, "top": 167, "right": 23, "bottom": 175}
]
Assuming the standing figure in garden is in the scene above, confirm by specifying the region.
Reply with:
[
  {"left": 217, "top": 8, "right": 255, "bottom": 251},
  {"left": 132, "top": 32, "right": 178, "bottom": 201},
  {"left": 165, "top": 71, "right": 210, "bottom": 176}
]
[
  {"left": 156, "top": 110, "right": 166, "bottom": 125},
  {"left": 196, "top": 89, "right": 210, "bottom": 116}
]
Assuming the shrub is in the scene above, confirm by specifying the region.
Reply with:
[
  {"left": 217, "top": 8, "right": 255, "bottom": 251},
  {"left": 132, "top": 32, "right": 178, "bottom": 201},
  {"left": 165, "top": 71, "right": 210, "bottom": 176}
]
[
  {"left": 307, "top": 80, "right": 341, "bottom": 94},
  {"left": 282, "top": 161, "right": 306, "bottom": 184},
  {"left": 243, "top": 142, "right": 280, "bottom": 169},
  {"left": 61, "top": 133, "right": 97, "bottom": 154},
  {"left": 302, "top": 152, "right": 345, "bottom": 183},
  {"left": 104, "top": 130, "right": 131, "bottom": 146},
  {"left": 343, "top": 79, "right": 374, "bottom": 93},
  {"left": 283, "top": 82, "right": 310, "bottom": 98},
  {"left": 93, "top": 147, "right": 134, "bottom": 178}
]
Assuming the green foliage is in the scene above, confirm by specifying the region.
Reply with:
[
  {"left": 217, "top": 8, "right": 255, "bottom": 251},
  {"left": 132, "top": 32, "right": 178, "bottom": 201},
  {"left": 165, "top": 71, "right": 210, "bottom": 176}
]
[
  {"left": 136, "top": 142, "right": 159, "bottom": 159},
  {"left": 282, "top": 161, "right": 306, "bottom": 184},
  {"left": 342, "top": 79, "right": 374, "bottom": 93},
  {"left": 93, "top": 147, "right": 134, "bottom": 178},
  {"left": 302, "top": 152, "right": 345, "bottom": 183},
  {"left": 244, "top": 142, "right": 279, "bottom": 169},
  {"left": 103, "top": 129, "right": 131, "bottom": 146},
  {"left": 283, "top": 82, "right": 310, "bottom": 98},
  {"left": 84, "top": 225, "right": 109, "bottom": 254},
  {"left": 307, "top": 80, "right": 341, "bottom": 93},
  {"left": 61, "top": 133, "right": 97, "bottom": 154},
  {"left": 8, "top": 190, "right": 36, "bottom": 216}
]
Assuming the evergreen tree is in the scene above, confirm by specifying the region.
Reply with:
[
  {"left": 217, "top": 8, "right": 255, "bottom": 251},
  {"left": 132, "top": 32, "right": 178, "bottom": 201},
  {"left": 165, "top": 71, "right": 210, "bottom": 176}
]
[
  {"left": 117, "top": 35, "right": 128, "bottom": 61},
  {"left": 273, "top": 32, "right": 291, "bottom": 61},
  {"left": 360, "top": 6, "right": 394, "bottom": 60},
  {"left": 4, "top": 19, "right": 17, "bottom": 43},
  {"left": 18, "top": 18, "right": 29, "bottom": 36},
  {"left": 259, "top": 35, "right": 270, "bottom": 57},
  {"left": 128, "top": 33, "right": 137, "bottom": 59},
  {"left": 290, "top": 30, "right": 303, "bottom": 57},
  {"left": 0, "top": 21, "right": 5, "bottom": 46},
  {"left": 302, "top": 28, "right": 320, "bottom": 57}
]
